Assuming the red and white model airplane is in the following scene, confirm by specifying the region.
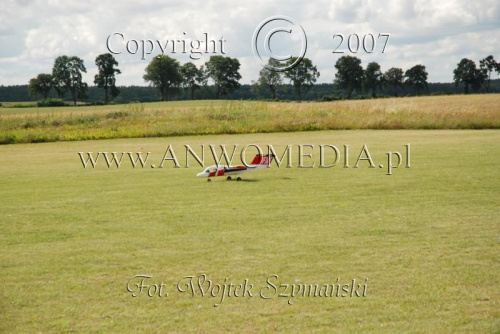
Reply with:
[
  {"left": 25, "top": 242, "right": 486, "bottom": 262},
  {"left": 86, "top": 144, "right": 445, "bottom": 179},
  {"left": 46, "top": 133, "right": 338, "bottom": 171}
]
[{"left": 197, "top": 154, "right": 275, "bottom": 182}]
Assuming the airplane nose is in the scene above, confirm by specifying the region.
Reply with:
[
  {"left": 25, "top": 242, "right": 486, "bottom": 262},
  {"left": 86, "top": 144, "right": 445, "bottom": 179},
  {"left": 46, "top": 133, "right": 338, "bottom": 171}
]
[{"left": 197, "top": 172, "right": 205, "bottom": 178}]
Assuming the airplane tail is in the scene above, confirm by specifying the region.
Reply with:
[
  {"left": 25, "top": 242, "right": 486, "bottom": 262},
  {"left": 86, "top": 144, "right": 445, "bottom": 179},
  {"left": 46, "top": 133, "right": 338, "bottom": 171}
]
[{"left": 250, "top": 154, "right": 275, "bottom": 166}]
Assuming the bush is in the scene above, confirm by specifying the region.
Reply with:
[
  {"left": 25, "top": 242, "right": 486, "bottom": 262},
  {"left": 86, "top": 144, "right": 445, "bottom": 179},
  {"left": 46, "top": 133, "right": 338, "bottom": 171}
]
[
  {"left": 356, "top": 95, "right": 371, "bottom": 100},
  {"left": 319, "top": 95, "right": 344, "bottom": 102},
  {"left": 37, "top": 98, "right": 66, "bottom": 107},
  {"left": 4, "top": 103, "right": 37, "bottom": 108},
  {"left": 430, "top": 91, "right": 455, "bottom": 96}
]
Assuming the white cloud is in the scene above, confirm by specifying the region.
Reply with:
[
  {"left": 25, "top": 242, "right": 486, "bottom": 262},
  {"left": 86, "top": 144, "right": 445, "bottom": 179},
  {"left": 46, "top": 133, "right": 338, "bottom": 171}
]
[{"left": 0, "top": 0, "right": 499, "bottom": 86}]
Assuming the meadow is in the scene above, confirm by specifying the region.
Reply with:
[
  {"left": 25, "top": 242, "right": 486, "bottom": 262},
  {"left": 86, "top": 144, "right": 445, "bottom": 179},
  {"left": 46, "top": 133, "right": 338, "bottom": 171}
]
[
  {"left": 1, "top": 94, "right": 499, "bottom": 144},
  {"left": 0, "top": 129, "right": 498, "bottom": 333}
]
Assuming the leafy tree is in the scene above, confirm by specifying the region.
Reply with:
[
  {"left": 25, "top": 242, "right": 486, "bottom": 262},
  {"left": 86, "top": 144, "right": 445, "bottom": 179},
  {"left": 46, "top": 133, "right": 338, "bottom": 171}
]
[
  {"left": 143, "top": 55, "right": 182, "bottom": 101},
  {"left": 453, "top": 58, "right": 483, "bottom": 94},
  {"left": 384, "top": 67, "right": 404, "bottom": 96},
  {"left": 283, "top": 57, "right": 319, "bottom": 102},
  {"left": 180, "top": 62, "right": 206, "bottom": 100},
  {"left": 479, "top": 55, "right": 497, "bottom": 93},
  {"left": 28, "top": 73, "right": 52, "bottom": 99},
  {"left": 52, "top": 56, "right": 70, "bottom": 98},
  {"left": 205, "top": 56, "right": 241, "bottom": 99},
  {"left": 94, "top": 53, "right": 121, "bottom": 104},
  {"left": 52, "top": 55, "right": 88, "bottom": 105},
  {"left": 364, "top": 62, "right": 383, "bottom": 97},
  {"left": 404, "top": 64, "right": 428, "bottom": 96},
  {"left": 256, "top": 59, "right": 283, "bottom": 100},
  {"left": 334, "top": 55, "right": 363, "bottom": 99}
]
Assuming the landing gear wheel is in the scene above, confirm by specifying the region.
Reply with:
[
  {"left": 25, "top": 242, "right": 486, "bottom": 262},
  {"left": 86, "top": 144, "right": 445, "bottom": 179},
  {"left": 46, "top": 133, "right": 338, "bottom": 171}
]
[
  {"left": 236, "top": 177, "right": 242, "bottom": 181},
  {"left": 207, "top": 179, "right": 211, "bottom": 182},
  {"left": 226, "top": 176, "right": 232, "bottom": 181}
]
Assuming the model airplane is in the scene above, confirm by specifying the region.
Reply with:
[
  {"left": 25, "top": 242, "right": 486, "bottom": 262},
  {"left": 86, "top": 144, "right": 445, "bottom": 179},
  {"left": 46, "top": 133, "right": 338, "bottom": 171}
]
[{"left": 197, "top": 154, "right": 275, "bottom": 182}]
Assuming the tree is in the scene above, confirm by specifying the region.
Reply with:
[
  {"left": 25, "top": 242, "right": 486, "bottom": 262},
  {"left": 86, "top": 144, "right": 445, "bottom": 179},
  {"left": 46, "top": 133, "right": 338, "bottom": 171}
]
[
  {"left": 94, "top": 53, "right": 121, "bottom": 104},
  {"left": 256, "top": 59, "right": 283, "bottom": 100},
  {"left": 453, "top": 58, "right": 483, "bottom": 94},
  {"left": 143, "top": 55, "right": 182, "bottom": 101},
  {"left": 384, "top": 67, "right": 404, "bottom": 96},
  {"left": 180, "top": 62, "right": 206, "bottom": 100},
  {"left": 334, "top": 55, "right": 363, "bottom": 99},
  {"left": 205, "top": 56, "right": 241, "bottom": 99},
  {"left": 28, "top": 73, "right": 52, "bottom": 99},
  {"left": 283, "top": 57, "right": 319, "bottom": 102},
  {"left": 364, "top": 62, "right": 383, "bottom": 97},
  {"left": 52, "top": 55, "right": 88, "bottom": 105},
  {"left": 479, "top": 55, "right": 497, "bottom": 93},
  {"left": 52, "top": 56, "right": 70, "bottom": 98},
  {"left": 404, "top": 64, "right": 428, "bottom": 96}
]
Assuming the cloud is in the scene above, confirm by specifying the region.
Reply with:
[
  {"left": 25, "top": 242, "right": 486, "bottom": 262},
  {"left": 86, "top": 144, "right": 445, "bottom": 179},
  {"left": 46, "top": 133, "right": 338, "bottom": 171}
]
[{"left": 0, "top": 0, "right": 499, "bottom": 86}]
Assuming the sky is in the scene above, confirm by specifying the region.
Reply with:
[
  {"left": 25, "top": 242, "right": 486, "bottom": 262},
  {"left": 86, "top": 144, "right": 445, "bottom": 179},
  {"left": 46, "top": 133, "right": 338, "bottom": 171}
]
[{"left": 1, "top": 0, "right": 499, "bottom": 86}]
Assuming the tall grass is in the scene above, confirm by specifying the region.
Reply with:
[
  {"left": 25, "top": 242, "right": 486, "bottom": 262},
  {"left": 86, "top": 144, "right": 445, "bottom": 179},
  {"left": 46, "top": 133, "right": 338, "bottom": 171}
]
[{"left": 1, "top": 94, "right": 499, "bottom": 144}]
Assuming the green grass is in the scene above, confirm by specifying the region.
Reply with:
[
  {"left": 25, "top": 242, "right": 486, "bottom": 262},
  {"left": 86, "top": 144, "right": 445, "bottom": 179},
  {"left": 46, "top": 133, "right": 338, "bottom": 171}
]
[
  {"left": 1, "top": 95, "right": 500, "bottom": 144},
  {"left": 0, "top": 130, "right": 498, "bottom": 333}
]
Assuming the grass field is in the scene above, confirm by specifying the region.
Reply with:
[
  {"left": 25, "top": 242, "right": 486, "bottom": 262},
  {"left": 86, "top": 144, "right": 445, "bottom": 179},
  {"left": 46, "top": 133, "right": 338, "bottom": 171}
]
[
  {"left": 0, "top": 129, "right": 498, "bottom": 333},
  {"left": 1, "top": 94, "right": 500, "bottom": 144}
]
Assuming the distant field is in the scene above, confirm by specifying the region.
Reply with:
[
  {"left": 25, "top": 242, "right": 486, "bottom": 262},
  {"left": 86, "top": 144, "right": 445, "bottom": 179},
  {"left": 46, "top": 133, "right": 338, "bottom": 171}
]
[
  {"left": 0, "top": 130, "right": 498, "bottom": 333},
  {"left": 1, "top": 94, "right": 499, "bottom": 144},
  {"left": 0, "top": 101, "right": 37, "bottom": 108}
]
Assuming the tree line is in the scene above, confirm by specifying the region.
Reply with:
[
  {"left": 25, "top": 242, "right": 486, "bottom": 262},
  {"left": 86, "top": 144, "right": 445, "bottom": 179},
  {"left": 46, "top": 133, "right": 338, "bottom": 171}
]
[
  {"left": 24, "top": 53, "right": 500, "bottom": 104},
  {"left": 27, "top": 53, "right": 242, "bottom": 104},
  {"left": 28, "top": 54, "right": 120, "bottom": 105}
]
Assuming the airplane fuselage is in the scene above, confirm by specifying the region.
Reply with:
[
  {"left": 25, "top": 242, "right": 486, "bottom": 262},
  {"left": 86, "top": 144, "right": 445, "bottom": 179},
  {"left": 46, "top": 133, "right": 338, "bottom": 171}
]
[
  {"left": 196, "top": 154, "right": 274, "bottom": 181},
  {"left": 197, "top": 165, "right": 261, "bottom": 178}
]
